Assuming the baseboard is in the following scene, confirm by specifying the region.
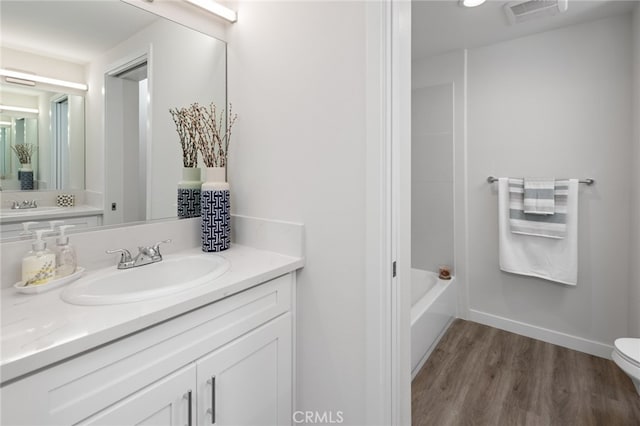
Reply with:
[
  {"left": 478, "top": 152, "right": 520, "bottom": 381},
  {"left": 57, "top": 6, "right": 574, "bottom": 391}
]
[
  {"left": 468, "top": 309, "right": 614, "bottom": 359},
  {"left": 411, "top": 316, "right": 455, "bottom": 380}
]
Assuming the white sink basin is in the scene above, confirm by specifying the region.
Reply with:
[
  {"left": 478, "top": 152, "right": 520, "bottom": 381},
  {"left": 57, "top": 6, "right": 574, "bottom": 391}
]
[{"left": 61, "top": 254, "right": 230, "bottom": 305}]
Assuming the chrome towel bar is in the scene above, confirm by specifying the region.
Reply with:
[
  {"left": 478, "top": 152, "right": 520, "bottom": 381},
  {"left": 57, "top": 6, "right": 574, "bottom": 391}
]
[{"left": 486, "top": 176, "right": 595, "bottom": 185}]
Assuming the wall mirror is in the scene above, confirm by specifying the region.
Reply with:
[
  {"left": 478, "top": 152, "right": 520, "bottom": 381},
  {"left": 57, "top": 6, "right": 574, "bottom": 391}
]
[{"left": 0, "top": 0, "right": 227, "bottom": 235}]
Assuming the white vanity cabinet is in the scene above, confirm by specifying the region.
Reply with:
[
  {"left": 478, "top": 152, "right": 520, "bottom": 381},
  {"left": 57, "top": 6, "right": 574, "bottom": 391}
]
[
  {"left": 1, "top": 273, "right": 295, "bottom": 426},
  {"left": 79, "top": 365, "right": 196, "bottom": 426},
  {"left": 196, "top": 313, "right": 291, "bottom": 426}
]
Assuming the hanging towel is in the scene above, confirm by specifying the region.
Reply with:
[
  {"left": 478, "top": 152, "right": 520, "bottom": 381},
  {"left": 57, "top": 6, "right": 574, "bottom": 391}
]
[
  {"left": 499, "top": 178, "right": 579, "bottom": 286},
  {"left": 508, "top": 178, "right": 569, "bottom": 239},
  {"left": 524, "top": 177, "right": 555, "bottom": 215}
]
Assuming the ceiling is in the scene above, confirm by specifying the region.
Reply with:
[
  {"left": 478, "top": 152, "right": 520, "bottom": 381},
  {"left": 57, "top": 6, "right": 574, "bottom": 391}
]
[
  {"left": 412, "top": 0, "right": 638, "bottom": 60},
  {"left": 0, "top": 0, "right": 159, "bottom": 64}
]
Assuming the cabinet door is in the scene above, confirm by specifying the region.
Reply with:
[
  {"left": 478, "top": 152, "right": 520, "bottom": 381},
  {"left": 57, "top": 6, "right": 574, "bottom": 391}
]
[
  {"left": 196, "top": 313, "right": 292, "bottom": 426},
  {"left": 79, "top": 364, "right": 196, "bottom": 426}
]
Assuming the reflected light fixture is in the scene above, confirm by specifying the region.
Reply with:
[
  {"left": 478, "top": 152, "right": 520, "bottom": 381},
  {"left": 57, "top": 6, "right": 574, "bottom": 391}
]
[
  {"left": 5, "top": 77, "right": 36, "bottom": 87},
  {"left": 0, "top": 121, "right": 12, "bottom": 126},
  {"left": 460, "top": 0, "right": 487, "bottom": 7},
  {"left": 0, "top": 69, "right": 87, "bottom": 91},
  {"left": 0, "top": 105, "right": 39, "bottom": 114},
  {"left": 183, "top": 0, "right": 237, "bottom": 23}
]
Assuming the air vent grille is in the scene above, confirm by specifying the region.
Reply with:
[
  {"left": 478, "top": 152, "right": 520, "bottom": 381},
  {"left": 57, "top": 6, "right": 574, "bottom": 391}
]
[{"left": 504, "top": 0, "right": 568, "bottom": 25}]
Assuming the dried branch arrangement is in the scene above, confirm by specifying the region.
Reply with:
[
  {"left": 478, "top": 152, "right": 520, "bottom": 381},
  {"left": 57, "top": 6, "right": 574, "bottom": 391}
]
[
  {"left": 11, "top": 144, "right": 35, "bottom": 164},
  {"left": 195, "top": 103, "right": 237, "bottom": 168},
  {"left": 169, "top": 106, "right": 199, "bottom": 167},
  {"left": 170, "top": 102, "right": 237, "bottom": 168}
]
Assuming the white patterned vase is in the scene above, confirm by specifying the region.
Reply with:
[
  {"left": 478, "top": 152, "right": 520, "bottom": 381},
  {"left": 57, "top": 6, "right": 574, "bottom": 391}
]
[
  {"left": 201, "top": 167, "right": 230, "bottom": 252},
  {"left": 177, "top": 167, "right": 202, "bottom": 219}
]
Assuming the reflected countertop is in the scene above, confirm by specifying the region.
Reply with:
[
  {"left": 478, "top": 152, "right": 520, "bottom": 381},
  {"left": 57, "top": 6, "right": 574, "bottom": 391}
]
[{"left": 0, "top": 205, "right": 103, "bottom": 224}]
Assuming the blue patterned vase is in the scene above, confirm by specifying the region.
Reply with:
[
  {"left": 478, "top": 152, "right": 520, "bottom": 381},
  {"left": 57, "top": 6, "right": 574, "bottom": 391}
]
[
  {"left": 177, "top": 167, "right": 202, "bottom": 219},
  {"left": 19, "top": 164, "right": 34, "bottom": 190},
  {"left": 201, "top": 167, "right": 230, "bottom": 252}
]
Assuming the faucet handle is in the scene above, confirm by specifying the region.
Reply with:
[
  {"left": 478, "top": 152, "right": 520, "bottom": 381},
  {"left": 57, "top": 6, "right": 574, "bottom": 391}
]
[
  {"left": 151, "top": 239, "right": 172, "bottom": 257},
  {"left": 106, "top": 248, "right": 133, "bottom": 263}
]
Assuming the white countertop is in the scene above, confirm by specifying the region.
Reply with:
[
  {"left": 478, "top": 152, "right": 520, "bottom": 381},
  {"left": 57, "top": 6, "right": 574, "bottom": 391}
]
[
  {"left": 0, "top": 205, "right": 103, "bottom": 224},
  {"left": 1, "top": 244, "right": 303, "bottom": 383}
]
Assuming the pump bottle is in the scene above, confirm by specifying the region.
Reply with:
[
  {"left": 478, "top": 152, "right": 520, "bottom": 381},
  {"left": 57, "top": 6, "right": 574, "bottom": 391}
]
[
  {"left": 54, "top": 225, "right": 77, "bottom": 278},
  {"left": 22, "top": 230, "right": 56, "bottom": 285}
]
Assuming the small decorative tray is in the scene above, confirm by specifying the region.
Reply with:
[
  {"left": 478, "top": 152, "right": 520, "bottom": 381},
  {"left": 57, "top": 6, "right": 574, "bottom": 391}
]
[{"left": 14, "top": 267, "right": 86, "bottom": 294}]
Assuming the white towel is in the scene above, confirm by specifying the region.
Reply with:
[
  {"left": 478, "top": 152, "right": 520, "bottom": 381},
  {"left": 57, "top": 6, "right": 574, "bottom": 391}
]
[
  {"left": 523, "top": 177, "right": 555, "bottom": 215},
  {"left": 509, "top": 178, "right": 569, "bottom": 239},
  {"left": 499, "top": 177, "right": 579, "bottom": 285}
]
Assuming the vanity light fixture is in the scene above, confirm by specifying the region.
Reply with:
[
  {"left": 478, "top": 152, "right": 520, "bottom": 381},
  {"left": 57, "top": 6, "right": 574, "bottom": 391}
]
[
  {"left": 460, "top": 0, "right": 487, "bottom": 7},
  {"left": 5, "top": 77, "right": 36, "bottom": 87},
  {"left": 0, "top": 121, "right": 12, "bottom": 126},
  {"left": 183, "top": 0, "right": 237, "bottom": 23},
  {"left": 0, "top": 105, "right": 39, "bottom": 114},
  {"left": 0, "top": 69, "right": 88, "bottom": 91}
]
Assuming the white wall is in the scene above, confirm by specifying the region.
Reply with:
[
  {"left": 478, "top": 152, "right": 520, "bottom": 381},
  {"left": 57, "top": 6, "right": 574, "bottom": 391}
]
[
  {"left": 0, "top": 46, "right": 85, "bottom": 84},
  {"left": 466, "top": 15, "right": 633, "bottom": 354},
  {"left": 227, "top": 2, "right": 369, "bottom": 423},
  {"left": 85, "top": 18, "right": 225, "bottom": 222},
  {"left": 631, "top": 4, "right": 640, "bottom": 338}
]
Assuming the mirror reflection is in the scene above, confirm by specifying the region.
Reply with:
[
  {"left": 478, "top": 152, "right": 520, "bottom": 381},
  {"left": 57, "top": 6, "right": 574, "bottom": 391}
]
[
  {"left": 0, "top": 0, "right": 227, "bottom": 239},
  {"left": 0, "top": 85, "right": 85, "bottom": 191}
]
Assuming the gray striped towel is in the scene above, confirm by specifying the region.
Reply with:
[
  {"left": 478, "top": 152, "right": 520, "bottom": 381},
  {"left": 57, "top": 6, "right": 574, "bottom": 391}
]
[
  {"left": 509, "top": 178, "right": 568, "bottom": 239},
  {"left": 524, "top": 177, "right": 555, "bottom": 215}
]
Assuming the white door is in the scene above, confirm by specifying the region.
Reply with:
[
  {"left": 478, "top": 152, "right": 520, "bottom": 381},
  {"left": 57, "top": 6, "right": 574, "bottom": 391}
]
[
  {"left": 196, "top": 313, "right": 292, "bottom": 426},
  {"left": 79, "top": 364, "right": 196, "bottom": 426}
]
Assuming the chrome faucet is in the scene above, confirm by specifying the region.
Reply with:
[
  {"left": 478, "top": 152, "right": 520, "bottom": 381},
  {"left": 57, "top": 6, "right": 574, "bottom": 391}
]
[
  {"left": 106, "top": 239, "right": 172, "bottom": 269},
  {"left": 11, "top": 200, "right": 38, "bottom": 209}
]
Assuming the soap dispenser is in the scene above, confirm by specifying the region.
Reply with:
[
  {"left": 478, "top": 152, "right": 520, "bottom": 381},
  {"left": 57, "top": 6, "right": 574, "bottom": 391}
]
[
  {"left": 49, "top": 220, "right": 64, "bottom": 233},
  {"left": 22, "top": 230, "right": 56, "bottom": 286},
  {"left": 19, "top": 221, "right": 38, "bottom": 239},
  {"left": 54, "top": 225, "right": 77, "bottom": 278}
]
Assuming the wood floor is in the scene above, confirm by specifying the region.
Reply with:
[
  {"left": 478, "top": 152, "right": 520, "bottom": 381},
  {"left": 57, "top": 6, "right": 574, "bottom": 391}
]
[{"left": 412, "top": 319, "right": 640, "bottom": 426}]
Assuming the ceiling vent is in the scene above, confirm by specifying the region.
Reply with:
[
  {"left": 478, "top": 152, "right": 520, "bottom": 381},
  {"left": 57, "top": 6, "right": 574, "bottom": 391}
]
[{"left": 504, "top": 0, "right": 568, "bottom": 25}]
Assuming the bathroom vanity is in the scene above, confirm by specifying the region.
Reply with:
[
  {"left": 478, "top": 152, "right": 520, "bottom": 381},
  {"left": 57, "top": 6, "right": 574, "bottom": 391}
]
[{"left": 0, "top": 218, "right": 304, "bottom": 426}]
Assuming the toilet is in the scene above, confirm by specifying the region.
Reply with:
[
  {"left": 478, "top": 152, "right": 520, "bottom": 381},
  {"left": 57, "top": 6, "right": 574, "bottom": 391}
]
[{"left": 612, "top": 338, "right": 640, "bottom": 396}]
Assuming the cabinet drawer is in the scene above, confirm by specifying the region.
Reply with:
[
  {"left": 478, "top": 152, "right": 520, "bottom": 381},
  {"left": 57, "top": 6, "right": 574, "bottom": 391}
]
[
  {"left": 1, "top": 273, "right": 293, "bottom": 425},
  {"left": 77, "top": 364, "right": 196, "bottom": 426}
]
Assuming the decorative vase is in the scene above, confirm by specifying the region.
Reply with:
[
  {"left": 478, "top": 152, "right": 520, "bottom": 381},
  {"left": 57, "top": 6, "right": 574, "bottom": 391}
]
[
  {"left": 18, "top": 164, "right": 34, "bottom": 190},
  {"left": 201, "top": 167, "right": 230, "bottom": 252},
  {"left": 177, "top": 167, "right": 202, "bottom": 219}
]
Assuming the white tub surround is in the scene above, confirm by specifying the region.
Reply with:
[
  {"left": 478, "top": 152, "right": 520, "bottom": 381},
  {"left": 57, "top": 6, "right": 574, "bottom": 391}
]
[
  {"left": 0, "top": 215, "right": 304, "bottom": 383},
  {"left": 410, "top": 269, "right": 457, "bottom": 378}
]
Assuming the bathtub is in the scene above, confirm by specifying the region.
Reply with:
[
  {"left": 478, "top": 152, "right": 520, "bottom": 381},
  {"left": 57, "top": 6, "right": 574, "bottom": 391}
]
[{"left": 411, "top": 268, "right": 457, "bottom": 378}]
